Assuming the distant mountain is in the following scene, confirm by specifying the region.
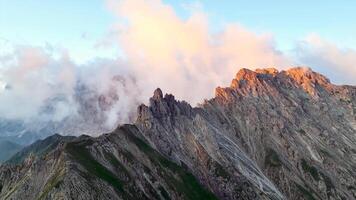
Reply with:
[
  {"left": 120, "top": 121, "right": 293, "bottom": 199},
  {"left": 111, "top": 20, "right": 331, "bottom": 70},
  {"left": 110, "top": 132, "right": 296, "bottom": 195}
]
[
  {"left": 0, "top": 140, "right": 22, "bottom": 162},
  {"left": 5, "top": 134, "right": 75, "bottom": 165},
  {"left": 0, "top": 67, "right": 355, "bottom": 200},
  {"left": 0, "top": 119, "right": 37, "bottom": 145}
]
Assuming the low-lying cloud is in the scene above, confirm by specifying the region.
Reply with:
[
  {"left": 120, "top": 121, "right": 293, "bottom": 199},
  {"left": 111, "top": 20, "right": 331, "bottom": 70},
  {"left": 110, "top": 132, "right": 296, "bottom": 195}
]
[
  {"left": 0, "top": 45, "right": 141, "bottom": 134},
  {"left": 0, "top": 46, "right": 76, "bottom": 120}
]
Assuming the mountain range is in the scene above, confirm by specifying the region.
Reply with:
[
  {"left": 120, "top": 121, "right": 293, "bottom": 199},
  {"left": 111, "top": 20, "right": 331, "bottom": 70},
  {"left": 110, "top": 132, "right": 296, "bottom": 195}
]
[{"left": 0, "top": 67, "right": 355, "bottom": 200}]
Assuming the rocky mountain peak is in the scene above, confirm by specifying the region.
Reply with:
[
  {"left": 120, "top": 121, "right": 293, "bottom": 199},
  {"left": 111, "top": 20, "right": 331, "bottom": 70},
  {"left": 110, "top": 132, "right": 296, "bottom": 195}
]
[
  {"left": 230, "top": 67, "right": 281, "bottom": 89},
  {"left": 255, "top": 67, "right": 279, "bottom": 75},
  {"left": 284, "top": 67, "right": 330, "bottom": 85},
  {"left": 216, "top": 67, "right": 338, "bottom": 100},
  {"left": 233, "top": 67, "right": 278, "bottom": 82},
  {"left": 284, "top": 67, "right": 330, "bottom": 95},
  {"left": 234, "top": 68, "right": 257, "bottom": 80},
  {"left": 137, "top": 88, "right": 192, "bottom": 123},
  {"left": 152, "top": 88, "right": 164, "bottom": 100},
  {"left": 0, "top": 67, "right": 355, "bottom": 200},
  {"left": 283, "top": 67, "right": 332, "bottom": 96}
]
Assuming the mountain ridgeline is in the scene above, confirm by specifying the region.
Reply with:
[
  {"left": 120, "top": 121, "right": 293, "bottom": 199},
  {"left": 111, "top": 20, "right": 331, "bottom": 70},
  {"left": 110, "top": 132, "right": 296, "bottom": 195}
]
[{"left": 0, "top": 67, "right": 355, "bottom": 200}]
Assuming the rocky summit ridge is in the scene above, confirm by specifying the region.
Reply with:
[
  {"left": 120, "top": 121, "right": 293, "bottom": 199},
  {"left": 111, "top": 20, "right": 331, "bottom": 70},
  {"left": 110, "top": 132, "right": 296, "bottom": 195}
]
[{"left": 0, "top": 67, "right": 355, "bottom": 200}]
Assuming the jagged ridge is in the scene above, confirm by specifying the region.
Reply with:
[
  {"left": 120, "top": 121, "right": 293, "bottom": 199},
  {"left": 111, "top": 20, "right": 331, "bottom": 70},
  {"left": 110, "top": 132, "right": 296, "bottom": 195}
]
[{"left": 0, "top": 67, "right": 355, "bottom": 200}]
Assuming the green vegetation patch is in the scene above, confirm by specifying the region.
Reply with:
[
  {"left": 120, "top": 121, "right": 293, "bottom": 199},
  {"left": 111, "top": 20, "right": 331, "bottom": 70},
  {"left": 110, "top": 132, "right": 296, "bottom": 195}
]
[
  {"left": 158, "top": 186, "right": 171, "bottom": 200},
  {"left": 265, "top": 148, "right": 282, "bottom": 167},
  {"left": 301, "top": 159, "right": 320, "bottom": 181},
  {"left": 295, "top": 183, "right": 317, "bottom": 200},
  {"left": 103, "top": 151, "right": 130, "bottom": 178},
  {"left": 299, "top": 129, "right": 307, "bottom": 135},
  {"left": 65, "top": 140, "right": 124, "bottom": 193},
  {"left": 37, "top": 167, "right": 65, "bottom": 200},
  {"left": 213, "top": 162, "right": 231, "bottom": 180},
  {"left": 319, "top": 149, "right": 332, "bottom": 158},
  {"left": 320, "top": 173, "right": 334, "bottom": 197}
]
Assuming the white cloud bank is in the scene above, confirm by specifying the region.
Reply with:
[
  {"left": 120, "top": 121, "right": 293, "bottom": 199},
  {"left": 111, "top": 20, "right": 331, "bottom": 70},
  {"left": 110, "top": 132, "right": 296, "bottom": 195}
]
[
  {"left": 0, "top": 46, "right": 76, "bottom": 119},
  {"left": 295, "top": 34, "right": 356, "bottom": 85},
  {"left": 0, "top": 46, "right": 141, "bottom": 130}
]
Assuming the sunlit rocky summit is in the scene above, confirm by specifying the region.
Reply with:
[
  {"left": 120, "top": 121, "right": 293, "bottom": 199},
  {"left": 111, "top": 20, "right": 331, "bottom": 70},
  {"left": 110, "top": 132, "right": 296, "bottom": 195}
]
[{"left": 0, "top": 67, "right": 355, "bottom": 200}]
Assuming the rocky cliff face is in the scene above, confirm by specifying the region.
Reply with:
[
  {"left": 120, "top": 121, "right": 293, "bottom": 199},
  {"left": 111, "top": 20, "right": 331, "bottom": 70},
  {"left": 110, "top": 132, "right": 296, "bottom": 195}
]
[{"left": 0, "top": 67, "right": 355, "bottom": 200}]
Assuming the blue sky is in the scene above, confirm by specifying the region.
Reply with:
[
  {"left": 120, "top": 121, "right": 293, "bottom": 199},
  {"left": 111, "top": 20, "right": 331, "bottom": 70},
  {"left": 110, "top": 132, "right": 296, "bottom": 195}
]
[
  {"left": 197, "top": 1, "right": 356, "bottom": 49},
  {"left": 1, "top": 0, "right": 355, "bottom": 63},
  {"left": 0, "top": 0, "right": 116, "bottom": 62}
]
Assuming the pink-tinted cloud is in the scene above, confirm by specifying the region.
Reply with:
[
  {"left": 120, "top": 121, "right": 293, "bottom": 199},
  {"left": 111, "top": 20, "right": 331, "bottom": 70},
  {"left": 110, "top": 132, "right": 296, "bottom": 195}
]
[
  {"left": 106, "top": 0, "right": 290, "bottom": 104},
  {"left": 0, "top": 46, "right": 76, "bottom": 119},
  {"left": 0, "top": 45, "right": 141, "bottom": 128}
]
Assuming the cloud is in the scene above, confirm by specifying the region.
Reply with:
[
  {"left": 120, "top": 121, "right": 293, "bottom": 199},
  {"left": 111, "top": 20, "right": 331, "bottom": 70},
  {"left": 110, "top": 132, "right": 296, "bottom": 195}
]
[
  {"left": 295, "top": 34, "right": 356, "bottom": 85},
  {"left": 0, "top": 46, "right": 75, "bottom": 119},
  {"left": 0, "top": 45, "right": 141, "bottom": 133},
  {"left": 106, "top": 0, "right": 290, "bottom": 104}
]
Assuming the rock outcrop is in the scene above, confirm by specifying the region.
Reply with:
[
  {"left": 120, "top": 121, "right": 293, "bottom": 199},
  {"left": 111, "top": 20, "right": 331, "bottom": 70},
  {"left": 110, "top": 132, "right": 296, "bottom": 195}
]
[{"left": 0, "top": 67, "right": 355, "bottom": 200}]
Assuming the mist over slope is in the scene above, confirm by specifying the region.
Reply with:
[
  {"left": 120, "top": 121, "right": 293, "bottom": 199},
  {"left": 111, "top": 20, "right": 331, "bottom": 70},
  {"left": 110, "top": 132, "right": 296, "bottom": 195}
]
[{"left": 0, "top": 46, "right": 146, "bottom": 145}]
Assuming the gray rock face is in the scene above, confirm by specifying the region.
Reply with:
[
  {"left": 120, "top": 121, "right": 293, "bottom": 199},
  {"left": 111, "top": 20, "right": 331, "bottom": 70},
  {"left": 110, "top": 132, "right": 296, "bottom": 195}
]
[
  {"left": 0, "top": 67, "right": 355, "bottom": 200},
  {"left": 136, "top": 67, "right": 355, "bottom": 200}
]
